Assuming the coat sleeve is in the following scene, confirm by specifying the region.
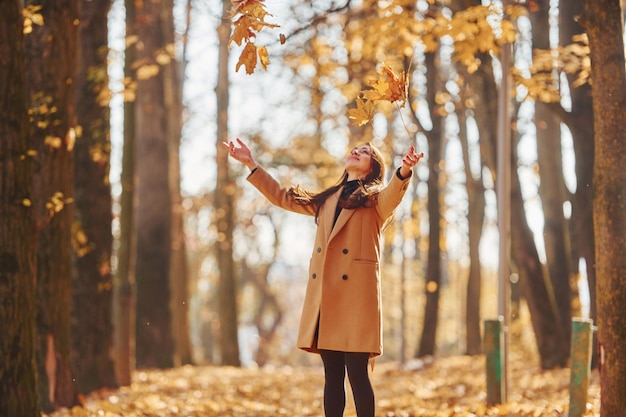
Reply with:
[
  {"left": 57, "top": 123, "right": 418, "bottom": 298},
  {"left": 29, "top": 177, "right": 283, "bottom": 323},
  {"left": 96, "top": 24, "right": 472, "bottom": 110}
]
[
  {"left": 376, "top": 167, "right": 412, "bottom": 220},
  {"left": 247, "top": 166, "right": 317, "bottom": 216}
]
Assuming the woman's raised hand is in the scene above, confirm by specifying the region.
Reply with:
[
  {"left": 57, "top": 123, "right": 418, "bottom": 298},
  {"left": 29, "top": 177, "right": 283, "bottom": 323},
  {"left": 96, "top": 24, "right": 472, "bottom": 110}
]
[
  {"left": 222, "top": 138, "right": 258, "bottom": 171},
  {"left": 399, "top": 145, "right": 424, "bottom": 178}
]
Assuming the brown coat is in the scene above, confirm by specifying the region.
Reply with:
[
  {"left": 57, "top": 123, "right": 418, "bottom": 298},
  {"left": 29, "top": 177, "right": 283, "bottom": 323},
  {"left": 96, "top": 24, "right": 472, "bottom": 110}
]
[{"left": 247, "top": 166, "right": 412, "bottom": 357}]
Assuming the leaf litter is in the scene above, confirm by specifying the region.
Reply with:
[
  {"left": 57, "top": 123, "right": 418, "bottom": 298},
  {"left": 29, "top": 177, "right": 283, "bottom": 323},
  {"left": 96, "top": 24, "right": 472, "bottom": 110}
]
[{"left": 44, "top": 351, "right": 599, "bottom": 417}]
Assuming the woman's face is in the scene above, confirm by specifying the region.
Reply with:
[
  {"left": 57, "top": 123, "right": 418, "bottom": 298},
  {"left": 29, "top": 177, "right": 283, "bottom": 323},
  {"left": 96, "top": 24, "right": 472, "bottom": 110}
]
[{"left": 345, "top": 145, "right": 373, "bottom": 180}]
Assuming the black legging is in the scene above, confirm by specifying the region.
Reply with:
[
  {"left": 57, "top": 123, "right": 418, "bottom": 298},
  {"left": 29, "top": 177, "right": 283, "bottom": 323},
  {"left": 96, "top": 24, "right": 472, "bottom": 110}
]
[{"left": 319, "top": 349, "right": 374, "bottom": 417}]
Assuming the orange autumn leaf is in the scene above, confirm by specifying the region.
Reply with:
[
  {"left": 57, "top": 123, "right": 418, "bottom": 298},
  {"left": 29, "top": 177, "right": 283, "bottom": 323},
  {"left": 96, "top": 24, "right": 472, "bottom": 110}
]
[
  {"left": 348, "top": 97, "right": 376, "bottom": 126},
  {"left": 258, "top": 46, "right": 270, "bottom": 70},
  {"left": 236, "top": 42, "right": 257, "bottom": 74},
  {"left": 229, "top": 0, "right": 279, "bottom": 74},
  {"left": 363, "top": 64, "right": 408, "bottom": 105}
]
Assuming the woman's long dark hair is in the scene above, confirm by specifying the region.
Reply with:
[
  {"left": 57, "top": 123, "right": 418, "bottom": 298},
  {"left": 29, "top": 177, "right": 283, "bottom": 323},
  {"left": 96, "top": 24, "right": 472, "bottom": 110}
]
[{"left": 287, "top": 143, "right": 386, "bottom": 222}]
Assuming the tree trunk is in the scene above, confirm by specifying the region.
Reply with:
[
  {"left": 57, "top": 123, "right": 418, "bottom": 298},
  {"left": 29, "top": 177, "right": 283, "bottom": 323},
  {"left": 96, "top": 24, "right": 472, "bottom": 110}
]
[
  {"left": 24, "top": 0, "right": 79, "bottom": 409},
  {"left": 561, "top": 0, "right": 596, "bottom": 324},
  {"left": 510, "top": 142, "right": 569, "bottom": 369},
  {"left": 530, "top": 0, "right": 573, "bottom": 355},
  {"left": 0, "top": 1, "right": 40, "bottom": 414},
  {"left": 160, "top": 0, "right": 192, "bottom": 368},
  {"left": 458, "top": 107, "right": 486, "bottom": 355},
  {"left": 114, "top": 0, "right": 138, "bottom": 385},
  {"left": 581, "top": 0, "right": 626, "bottom": 413},
  {"left": 215, "top": 0, "right": 241, "bottom": 366},
  {"left": 72, "top": 0, "right": 117, "bottom": 394},
  {"left": 417, "top": 50, "right": 443, "bottom": 358},
  {"left": 133, "top": 0, "right": 175, "bottom": 369}
]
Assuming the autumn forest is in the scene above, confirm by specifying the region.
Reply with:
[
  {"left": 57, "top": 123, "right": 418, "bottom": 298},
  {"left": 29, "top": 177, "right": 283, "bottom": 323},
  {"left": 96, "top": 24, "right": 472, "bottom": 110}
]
[{"left": 1, "top": 0, "right": 626, "bottom": 416}]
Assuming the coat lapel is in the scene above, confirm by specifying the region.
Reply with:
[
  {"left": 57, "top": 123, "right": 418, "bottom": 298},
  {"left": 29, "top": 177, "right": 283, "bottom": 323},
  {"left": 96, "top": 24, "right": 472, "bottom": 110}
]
[
  {"left": 328, "top": 207, "right": 355, "bottom": 243},
  {"left": 322, "top": 190, "right": 340, "bottom": 243}
]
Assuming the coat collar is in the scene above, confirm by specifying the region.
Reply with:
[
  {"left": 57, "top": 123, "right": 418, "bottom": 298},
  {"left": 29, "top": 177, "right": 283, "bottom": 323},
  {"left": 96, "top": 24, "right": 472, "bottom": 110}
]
[{"left": 323, "top": 186, "right": 356, "bottom": 244}]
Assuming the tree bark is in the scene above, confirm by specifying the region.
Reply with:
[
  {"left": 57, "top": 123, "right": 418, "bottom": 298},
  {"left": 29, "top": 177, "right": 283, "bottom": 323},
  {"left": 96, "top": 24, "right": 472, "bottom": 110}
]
[
  {"left": 160, "top": 0, "right": 192, "bottom": 368},
  {"left": 560, "top": 0, "right": 596, "bottom": 325},
  {"left": 114, "top": 0, "right": 138, "bottom": 385},
  {"left": 72, "top": 0, "right": 117, "bottom": 394},
  {"left": 134, "top": 0, "right": 174, "bottom": 369},
  {"left": 417, "top": 50, "right": 443, "bottom": 358},
  {"left": 24, "top": 0, "right": 79, "bottom": 409},
  {"left": 510, "top": 142, "right": 569, "bottom": 369},
  {"left": 530, "top": 0, "right": 573, "bottom": 357},
  {"left": 0, "top": 1, "right": 40, "bottom": 414},
  {"left": 581, "top": 0, "right": 626, "bottom": 413},
  {"left": 215, "top": 0, "right": 241, "bottom": 366}
]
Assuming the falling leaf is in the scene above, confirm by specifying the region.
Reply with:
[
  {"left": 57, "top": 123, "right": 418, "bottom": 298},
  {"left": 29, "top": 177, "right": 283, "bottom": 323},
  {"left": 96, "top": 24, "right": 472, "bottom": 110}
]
[
  {"left": 363, "top": 64, "right": 408, "bottom": 105},
  {"left": 258, "top": 46, "right": 270, "bottom": 70},
  {"left": 236, "top": 42, "right": 258, "bottom": 74},
  {"left": 348, "top": 97, "right": 376, "bottom": 126}
]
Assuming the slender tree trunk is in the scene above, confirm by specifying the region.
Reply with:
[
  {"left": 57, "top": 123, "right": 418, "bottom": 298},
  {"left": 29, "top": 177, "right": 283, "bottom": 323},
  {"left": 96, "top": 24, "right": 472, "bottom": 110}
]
[
  {"left": 0, "top": 1, "right": 40, "bottom": 413},
  {"left": 417, "top": 50, "right": 443, "bottom": 358},
  {"left": 24, "top": 0, "right": 79, "bottom": 409},
  {"left": 72, "top": 0, "right": 117, "bottom": 394},
  {"left": 458, "top": 107, "right": 485, "bottom": 355},
  {"left": 530, "top": 0, "right": 573, "bottom": 355},
  {"left": 581, "top": 0, "right": 626, "bottom": 413},
  {"left": 215, "top": 0, "right": 241, "bottom": 366},
  {"left": 510, "top": 142, "right": 569, "bottom": 369},
  {"left": 134, "top": 0, "right": 174, "bottom": 369},
  {"left": 561, "top": 0, "right": 596, "bottom": 324},
  {"left": 159, "top": 0, "right": 192, "bottom": 368},
  {"left": 114, "top": 0, "right": 138, "bottom": 385}
]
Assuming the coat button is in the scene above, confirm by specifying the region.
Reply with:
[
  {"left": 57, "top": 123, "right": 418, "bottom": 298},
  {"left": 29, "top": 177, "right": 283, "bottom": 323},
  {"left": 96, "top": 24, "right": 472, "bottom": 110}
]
[
  {"left": 342, "top": 274, "right": 348, "bottom": 280},
  {"left": 317, "top": 247, "right": 322, "bottom": 253},
  {"left": 312, "top": 273, "right": 317, "bottom": 279},
  {"left": 342, "top": 248, "right": 349, "bottom": 254}
]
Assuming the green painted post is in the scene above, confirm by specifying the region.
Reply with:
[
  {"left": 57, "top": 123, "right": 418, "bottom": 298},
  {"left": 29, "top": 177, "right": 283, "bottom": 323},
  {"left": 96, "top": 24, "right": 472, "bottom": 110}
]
[
  {"left": 484, "top": 317, "right": 505, "bottom": 405},
  {"left": 568, "top": 318, "right": 594, "bottom": 417}
]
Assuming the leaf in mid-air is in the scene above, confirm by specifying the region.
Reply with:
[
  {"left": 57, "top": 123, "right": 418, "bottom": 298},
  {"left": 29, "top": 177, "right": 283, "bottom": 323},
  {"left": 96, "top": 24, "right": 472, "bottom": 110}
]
[
  {"left": 258, "top": 46, "right": 270, "bottom": 70},
  {"left": 348, "top": 98, "right": 376, "bottom": 126},
  {"left": 365, "top": 64, "right": 408, "bottom": 105},
  {"left": 236, "top": 42, "right": 258, "bottom": 74}
]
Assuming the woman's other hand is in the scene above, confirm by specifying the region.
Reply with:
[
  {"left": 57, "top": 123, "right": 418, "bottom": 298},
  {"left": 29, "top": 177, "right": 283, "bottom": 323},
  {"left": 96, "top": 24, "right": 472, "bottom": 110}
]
[
  {"left": 222, "top": 138, "right": 258, "bottom": 171},
  {"left": 399, "top": 145, "right": 424, "bottom": 178}
]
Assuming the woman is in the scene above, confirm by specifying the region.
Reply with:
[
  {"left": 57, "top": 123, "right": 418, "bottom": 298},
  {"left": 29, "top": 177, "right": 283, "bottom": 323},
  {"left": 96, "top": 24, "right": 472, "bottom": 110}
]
[{"left": 223, "top": 138, "right": 423, "bottom": 417}]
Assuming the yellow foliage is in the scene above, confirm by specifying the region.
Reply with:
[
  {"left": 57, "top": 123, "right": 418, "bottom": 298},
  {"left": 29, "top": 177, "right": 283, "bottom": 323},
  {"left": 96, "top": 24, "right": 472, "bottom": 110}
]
[{"left": 230, "top": 0, "right": 279, "bottom": 74}]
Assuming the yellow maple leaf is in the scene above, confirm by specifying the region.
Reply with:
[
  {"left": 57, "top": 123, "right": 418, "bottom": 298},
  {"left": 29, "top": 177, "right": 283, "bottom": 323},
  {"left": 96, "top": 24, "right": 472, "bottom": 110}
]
[
  {"left": 348, "top": 97, "right": 376, "bottom": 126},
  {"left": 236, "top": 42, "right": 257, "bottom": 74},
  {"left": 364, "top": 64, "right": 408, "bottom": 105},
  {"left": 258, "top": 46, "right": 270, "bottom": 70}
]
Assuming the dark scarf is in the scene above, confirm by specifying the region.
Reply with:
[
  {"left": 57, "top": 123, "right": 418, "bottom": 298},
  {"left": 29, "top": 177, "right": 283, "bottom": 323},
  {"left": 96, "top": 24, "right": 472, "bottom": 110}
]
[{"left": 332, "top": 180, "right": 361, "bottom": 227}]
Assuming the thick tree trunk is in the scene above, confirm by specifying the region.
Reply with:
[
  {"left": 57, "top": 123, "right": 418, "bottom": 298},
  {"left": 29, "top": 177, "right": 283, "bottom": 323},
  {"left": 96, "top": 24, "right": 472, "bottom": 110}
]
[
  {"left": 24, "top": 0, "right": 79, "bottom": 409},
  {"left": 72, "top": 0, "right": 117, "bottom": 394},
  {"left": 0, "top": 1, "right": 40, "bottom": 414},
  {"left": 581, "top": 0, "right": 626, "bottom": 413},
  {"left": 215, "top": 0, "right": 241, "bottom": 366},
  {"left": 134, "top": 0, "right": 175, "bottom": 369}
]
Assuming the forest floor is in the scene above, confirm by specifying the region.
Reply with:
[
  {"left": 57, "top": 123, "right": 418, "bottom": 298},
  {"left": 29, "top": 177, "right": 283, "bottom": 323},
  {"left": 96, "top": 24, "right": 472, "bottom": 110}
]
[{"left": 44, "top": 350, "right": 600, "bottom": 417}]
